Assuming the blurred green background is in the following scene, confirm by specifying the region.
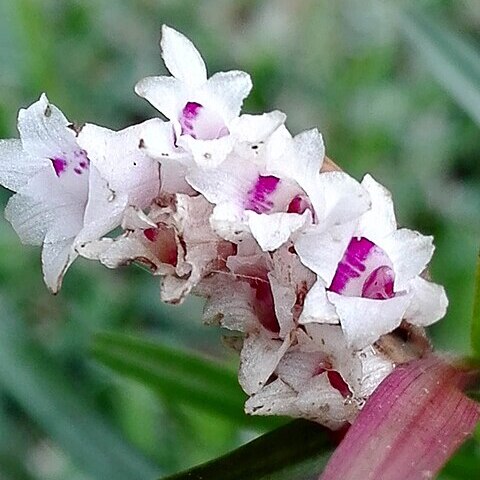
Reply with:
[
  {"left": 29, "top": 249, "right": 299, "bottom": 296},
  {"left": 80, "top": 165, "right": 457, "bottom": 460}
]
[{"left": 0, "top": 0, "right": 479, "bottom": 479}]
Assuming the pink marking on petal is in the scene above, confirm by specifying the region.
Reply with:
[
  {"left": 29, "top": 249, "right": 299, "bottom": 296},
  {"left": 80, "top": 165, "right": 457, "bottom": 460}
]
[
  {"left": 330, "top": 237, "right": 375, "bottom": 293},
  {"left": 183, "top": 101, "right": 202, "bottom": 118},
  {"left": 73, "top": 167, "right": 82, "bottom": 175},
  {"left": 179, "top": 101, "right": 229, "bottom": 140},
  {"left": 329, "top": 237, "right": 395, "bottom": 299},
  {"left": 245, "top": 175, "right": 281, "bottom": 214},
  {"left": 362, "top": 266, "right": 395, "bottom": 300},
  {"left": 51, "top": 157, "right": 67, "bottom": 177},
  {"left": 180, "top": 102, "right": 202, "bottom": 138}
]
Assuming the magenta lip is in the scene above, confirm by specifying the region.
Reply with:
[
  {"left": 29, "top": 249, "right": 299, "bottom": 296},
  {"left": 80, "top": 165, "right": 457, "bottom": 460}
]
[
  {"left": 329, "top": 237, "right": 395, "bottom": 300},
  {"left": 329, "top": 237, "right": 375, "bottom": 293}
]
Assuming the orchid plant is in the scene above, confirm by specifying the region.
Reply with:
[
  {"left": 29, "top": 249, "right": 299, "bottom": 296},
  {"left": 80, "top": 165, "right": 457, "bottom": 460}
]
[{"left": 0, "top": 25, "right": 478, "bottom": 480}]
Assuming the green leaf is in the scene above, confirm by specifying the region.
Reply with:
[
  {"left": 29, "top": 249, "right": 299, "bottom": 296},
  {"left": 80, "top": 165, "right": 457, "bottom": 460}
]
[
  {"left": 0, "top": 299, "right": 160, "bottom": 480},
  {"left": 398, "top": 7, "right": 480, "bottom": 126},
  {"left": 92, "top": 332, "right": 283, "bottom": 431},
  {"left": 0, "top": 453, "right": 38, "bottom": 480},
  {"left": 160, "top": 419, "right": 333, "bottom": 480},
  {"left": 471, "top": 252, "right": 480, "bottom": 357}
]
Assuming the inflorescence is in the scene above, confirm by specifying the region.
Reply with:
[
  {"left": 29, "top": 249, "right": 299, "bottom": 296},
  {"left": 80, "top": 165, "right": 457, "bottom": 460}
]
[{"left": 0, "top": 26, "right": 448, "bottom": 429}]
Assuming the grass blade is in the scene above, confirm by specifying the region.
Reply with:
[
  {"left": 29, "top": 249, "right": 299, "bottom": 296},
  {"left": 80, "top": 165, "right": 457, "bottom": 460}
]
[
  {"left": 398, "top": 7, "right": 480, "bottom": 126},
  {"left": 471, "top": 252, "right": 480, "bottom": 356},
  {"left": 160, "top": 419, "right": 334, "bottom": 480},
  {"left": 0, "top": 299, "right": 160, "bottom": 480},
  {"left": 92, "top": 332, "right": 283, "bottom": 431}
]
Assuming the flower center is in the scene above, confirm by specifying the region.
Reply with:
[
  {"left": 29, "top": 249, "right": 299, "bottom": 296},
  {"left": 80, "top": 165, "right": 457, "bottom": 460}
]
[
  {"left": 179, "top": 101, "right": 229, "bottom": 140},
  {"left": 329, "top": 237, "right": 395, "bottom": 300},
  {"left": 143, "top": 227, "right": 178, "bottom": 266}
]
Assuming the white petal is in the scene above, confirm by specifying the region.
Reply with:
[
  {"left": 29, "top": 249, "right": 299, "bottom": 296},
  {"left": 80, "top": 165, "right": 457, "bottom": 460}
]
[
  {"left": 5, "top": 169, "right": 85, "bottom": 246},
  {"left": 121, "top": 206, "right": 157, "bottom": 230},
  {"left": 244, "top": 378, "right": 300, "bottom": 417},
  {"left": 404, "top": 276, "right": 448, "bottom": 326},
  {"left": 294, "top": 219, "right": 358, "bottom": 286},
  {"left": 327, "top": 292, "right": 412, "bottom": 350},
  {"left": 135, "top": 119, "right": 195, "bottom": 194},
  {"left": 267, "top": 128, "right": 323, "bottom": 184},
  {"left": 353, "top": 346, "right": 394, "bottom": 398},
  {"left": 230, "top": 110, "right": 286, "bottom": 145},
  {"left": 292, "top": 128, "right": 325, "bottom": 184},
  {"left": 18, "top": 93, "right": 78, "bottom": 159},
  {"left": 380, "top": 229, "right": 434, "bottom": 291},
  {"left": 312, "top": 171, "right": 371, "bottom": 227},
  {"left": 134, "top": 75, "right": 186, "bottom": 120},
  {"left": 247, "top": 210, "right": 311, "bottom": 251},
  {"left": 136, "top": 118, "right": 182, "bottom": 160},
  {"left": 357, "top": 174, "right": 397, "bottom": 242},
  {"left": 77, "top": 167, "right": 128, "bottom": 245},
  {"left": 41, "top": 237, "right": 77, "bottom": 293},
  {"left": 276, "top": 350, "right": 326, "bottom": 391},
  {"left": 160, "top": 158, "right": 196, "bottom": 195},
  {"left": 268, "top": 272, "right": 296, "bottom": 338},
  {"left": 160, "top": 276, "right": 192, "bottom": 304},
  {"left": 200, "top": 70, "right": 252, "bottom": 121},
  {"left": 304, "top": 323, "right": 349, "bottom": 358},
  {"left": 0, "top": 139, "right": 47, "bottom": 191},
  {"left": 76, "top": 237, "right": 113, "bottom": 260},
  {"left": 186, "top": 156, "right": 259, "bottom": 205},
  {"left": 239, "top": 332, "right": 291, "bottom": 395},
  {"left": 296, "top": 375, "right": 353, "bottom": 429},
  {"left": 78, "top": 121, "right": 160, "bottom": 210},
  {"left": 160, "top": 25, "right": 207, "bottom": 86},
  {"left": 203, "top": 280, "right": 258, "bottom": 332},
  {"left": 208, "top": 203, "right": 248, "bottom": 243},
  {"left": 177, "top": 134, "right": 233, "bottom": 168},
  {"left": 264, "top": 125, "right": 293, "bottom": 166},
  {"left": 78, "top": 232, "right": 176, "bottom": 275},
  {"left": 299, "top": 279, "right": 339, "bottom": 324},
  {"left": 158, "top": 194, "right": 227, "bottom": 304}
]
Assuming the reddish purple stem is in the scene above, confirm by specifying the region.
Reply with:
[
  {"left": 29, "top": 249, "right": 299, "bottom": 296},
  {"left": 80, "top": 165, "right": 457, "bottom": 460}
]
[{"left": 319, "top": 356, "right": 480, "bottom": 480}]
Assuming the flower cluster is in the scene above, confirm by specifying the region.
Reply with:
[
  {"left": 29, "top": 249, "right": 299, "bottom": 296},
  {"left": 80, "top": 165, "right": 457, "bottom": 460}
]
[{"left": 0, "top": 26, "right": 448, "bottom": 429}]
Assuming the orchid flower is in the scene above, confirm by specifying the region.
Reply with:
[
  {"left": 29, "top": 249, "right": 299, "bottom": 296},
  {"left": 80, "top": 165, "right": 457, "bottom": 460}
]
[
  {"left": 0, "top": 95, "right": 160, "bottom": 292},
  {"left": 299, "top": 174, "right": 448, "bottom": 349},
  {"left": 187, "top": 125, "right": 370, "bottom": 253},
  {"left": 245, "top": 323, "right": 394, "bottom": 429},
  {"left": 0, "top": 94, "right": 101, "bottom": 292},
  {"left": 135, "top": 25, "right": 252, "bottom": 168},
  {"left": 203, "top": 243, "right": 315, "bottom": 393}
]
